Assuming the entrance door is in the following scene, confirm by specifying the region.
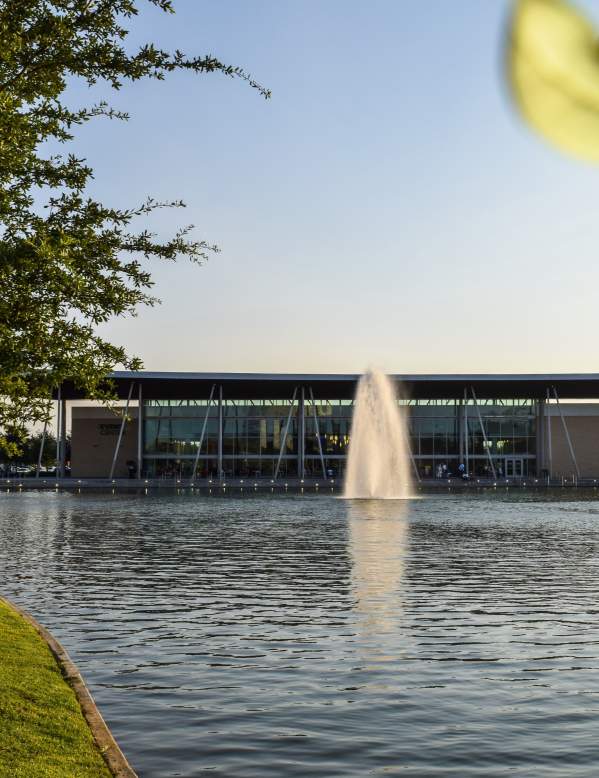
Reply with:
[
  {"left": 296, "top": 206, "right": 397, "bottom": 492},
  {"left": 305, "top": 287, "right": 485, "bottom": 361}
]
[{"left": 505, "top": 458, "right": 524, "bottom": 478}]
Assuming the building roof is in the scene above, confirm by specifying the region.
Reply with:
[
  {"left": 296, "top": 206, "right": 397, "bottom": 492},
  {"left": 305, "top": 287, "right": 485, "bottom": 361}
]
[{"left": 58, "top": 371, "right": 599, "bottom": 401}]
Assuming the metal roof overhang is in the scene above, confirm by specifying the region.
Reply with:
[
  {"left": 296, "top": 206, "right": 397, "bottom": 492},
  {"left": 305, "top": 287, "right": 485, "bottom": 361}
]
[{"left": 57, "top": 372, "right": 599, "bottom": 401}]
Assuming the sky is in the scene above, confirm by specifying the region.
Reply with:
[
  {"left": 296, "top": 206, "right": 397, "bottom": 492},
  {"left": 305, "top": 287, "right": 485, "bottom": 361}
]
[{"left": 66, "top": 0, "right": 599, "bottom": 375}]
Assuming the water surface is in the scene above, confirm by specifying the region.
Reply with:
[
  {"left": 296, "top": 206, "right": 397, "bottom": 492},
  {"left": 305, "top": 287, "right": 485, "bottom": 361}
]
[{"left": 1, "top": 490, "right": 599, "bottom": 776}]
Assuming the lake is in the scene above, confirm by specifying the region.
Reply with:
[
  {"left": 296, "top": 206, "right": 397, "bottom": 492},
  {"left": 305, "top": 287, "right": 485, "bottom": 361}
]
[{"left": 1, "top": 490, "right": 599, "bottom": 776}]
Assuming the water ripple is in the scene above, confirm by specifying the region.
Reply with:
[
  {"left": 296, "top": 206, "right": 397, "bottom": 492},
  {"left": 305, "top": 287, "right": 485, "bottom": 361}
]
[{"left": 2, "top": 491, "right": 599, "bottom": 776}]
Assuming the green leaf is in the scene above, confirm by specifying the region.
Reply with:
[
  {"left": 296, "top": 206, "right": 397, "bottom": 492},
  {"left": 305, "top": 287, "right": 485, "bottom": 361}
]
[{"left": 507, "top": 0, "right": 599, "bottom": 162}]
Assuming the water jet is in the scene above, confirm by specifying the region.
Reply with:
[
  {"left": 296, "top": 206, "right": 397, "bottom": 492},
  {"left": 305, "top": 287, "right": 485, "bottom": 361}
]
[{"left": 344, "top": 369, "right": 413, "bottom": 499}]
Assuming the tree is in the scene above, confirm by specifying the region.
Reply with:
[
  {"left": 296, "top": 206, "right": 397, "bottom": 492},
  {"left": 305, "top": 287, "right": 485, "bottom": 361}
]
[
  {"left": 1, "top": 430, "right": 58, "bottom": 469},
  {"left": 0, "top": 0, "right": 269, "bottom": 454}
]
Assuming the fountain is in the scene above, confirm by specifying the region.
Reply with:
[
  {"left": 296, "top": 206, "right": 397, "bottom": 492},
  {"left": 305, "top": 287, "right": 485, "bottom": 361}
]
[{"left": 344, "top": 369, "right": 413, "bottom": 499}]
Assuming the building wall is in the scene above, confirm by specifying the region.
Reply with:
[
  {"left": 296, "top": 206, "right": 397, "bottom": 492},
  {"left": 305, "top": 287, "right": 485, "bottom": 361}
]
[
  {"left": 68, "top": 401, "right": 599, "bottom": 479},
  {"left": 71, "top": 407, "right": 138, "bottom": 478},
  {"left": 548, "top": 407, "right": 599, "bottom": 478}
]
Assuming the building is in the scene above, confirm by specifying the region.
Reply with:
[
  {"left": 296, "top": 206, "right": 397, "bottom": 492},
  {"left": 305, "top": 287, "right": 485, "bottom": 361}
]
[{"left": 59, "top": 372, "right": 599, "bottom": 480}]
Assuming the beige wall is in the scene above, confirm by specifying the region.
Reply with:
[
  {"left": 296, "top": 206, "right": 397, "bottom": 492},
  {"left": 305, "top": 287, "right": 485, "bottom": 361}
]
[
  {"left": 548, "top": 411, "right": 599, "bottom": 478},
  {"left": 71, "top": 407, "right": 138, "bottom": 478}
]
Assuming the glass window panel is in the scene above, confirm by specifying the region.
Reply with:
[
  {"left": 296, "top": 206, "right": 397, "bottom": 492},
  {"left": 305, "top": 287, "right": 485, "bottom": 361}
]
[
  {"left": 434, "top": 435, "right": 448, "bottom": 456},
  {"left": 433, "top": 419, "right": 451, "bottom": 435},
  {"left": 514, "top": 437, "right": 529, "bottom": 454},
  {"left": 513, "top": 420, "right": 531, "bottom": 436},
  {"left": 485, "top": 420, "right": 501, "bottom": 437},
  {"left": 420, "top": 436, "right": 433, "bottom": 455},
  {"left": 409, "top": 435, "right": 419, "bottom": 456}
]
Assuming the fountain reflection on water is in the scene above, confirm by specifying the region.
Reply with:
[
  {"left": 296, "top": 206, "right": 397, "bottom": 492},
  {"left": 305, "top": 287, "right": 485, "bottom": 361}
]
[
  {"left": 348, "top": 500, "right": 409, "bottom": 649},
  {"left": 344, "top": 369, "right": 413, "bottom": 499}
]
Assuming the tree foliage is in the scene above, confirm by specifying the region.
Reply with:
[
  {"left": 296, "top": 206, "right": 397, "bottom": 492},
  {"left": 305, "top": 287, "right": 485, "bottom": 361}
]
[
  {"left": 0, "top": 0, "right": 269, "bottom": 453},
  {"left": 1, "top": 430, "right": 58, "bottom": 469}
]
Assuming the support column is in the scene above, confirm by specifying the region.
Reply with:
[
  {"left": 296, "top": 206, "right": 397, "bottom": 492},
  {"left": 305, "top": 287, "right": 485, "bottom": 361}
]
[
  {"left": 309, "top": 387, "right": 327, "bottom": 479},
  {"left": 55, "top": 386, "right": 62, "bottom": 478},
  {"left": 298, "top": 387, "right": 305, "bottom": 479},
  {"left": 471, "top": 387, "right": 496, "bottom": 479},
  {"left": 536, "top": 398, "right": 545, "bottom": 478},
  {"left": 464, "top": 387, "right": 469, "bottom": 474},
  {"left": 405, "top": 424, "right": 421, "bottom": 483},
  {"left": 109, "top": 381, "right": 134, "bottom": 480},
  {"left": 546, "top": 387, "right": 553, "bottom": 479},
  {"left": 274, "top": 387, "right": 298, "bottom": 479},
  {"left": 552, "top": 385, "right": 580, "bottom": 478},
  {"left": 190, "top": 385, "right": 216, "bottom": 484},
  {"left": 36, "top": 420, "right": 47, "bottom": 478},
  {"left": 59, "top": 397, "right": 67, "bottom": 478},
  {"left": 458, "top": 398, "right": 464, "bottom": 465},
  {"left": 137, "top": 383, "right": 143, "bottom": 479},
  {"left": 217, "top": 385, "right": 223, "bottom": 480}
]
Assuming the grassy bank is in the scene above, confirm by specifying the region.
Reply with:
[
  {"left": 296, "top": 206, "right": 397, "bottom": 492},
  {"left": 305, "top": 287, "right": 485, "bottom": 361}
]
[{"left": 0, "top": 599, "right": 111, "bottom": 778}]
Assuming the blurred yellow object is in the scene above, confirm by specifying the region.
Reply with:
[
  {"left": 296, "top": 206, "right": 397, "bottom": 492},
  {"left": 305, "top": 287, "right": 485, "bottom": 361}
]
[{"left": 508, "top": 0, "right": 599, "bottom": 162}]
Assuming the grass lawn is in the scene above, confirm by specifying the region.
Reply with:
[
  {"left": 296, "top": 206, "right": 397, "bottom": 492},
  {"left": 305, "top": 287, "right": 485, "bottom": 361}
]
[{"left": 0, "top": 599, "right": 112, "bottom": 778}]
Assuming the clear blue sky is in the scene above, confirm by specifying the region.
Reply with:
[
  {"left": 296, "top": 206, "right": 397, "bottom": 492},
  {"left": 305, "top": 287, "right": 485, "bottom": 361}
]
[{"left": 69, "top": 0, "right": 599, "bottom": 374}]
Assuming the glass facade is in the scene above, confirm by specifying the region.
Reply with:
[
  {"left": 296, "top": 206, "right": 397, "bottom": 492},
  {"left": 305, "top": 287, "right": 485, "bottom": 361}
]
[
  {"left": 142, "top": 397, "right": 538, "bottom": 479},
  {"left": 407, "top": 398, "right": 537, "bottom": 478}
]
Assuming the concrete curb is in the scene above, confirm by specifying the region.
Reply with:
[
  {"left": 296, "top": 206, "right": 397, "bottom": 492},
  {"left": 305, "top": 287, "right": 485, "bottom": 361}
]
[{"left": 0, "top": 596, "right": 137, "bottom": 778}]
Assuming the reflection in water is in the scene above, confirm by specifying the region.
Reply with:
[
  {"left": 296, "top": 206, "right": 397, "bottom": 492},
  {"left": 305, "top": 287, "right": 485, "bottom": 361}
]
[{"left": 348, "top": 500, "right": 409, "bottom": 641}]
